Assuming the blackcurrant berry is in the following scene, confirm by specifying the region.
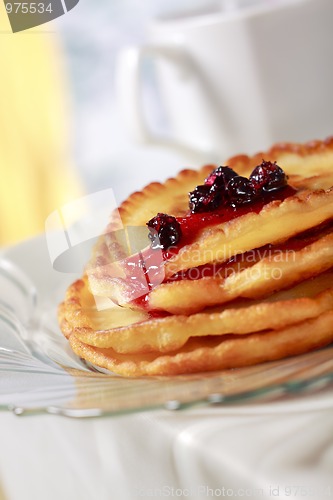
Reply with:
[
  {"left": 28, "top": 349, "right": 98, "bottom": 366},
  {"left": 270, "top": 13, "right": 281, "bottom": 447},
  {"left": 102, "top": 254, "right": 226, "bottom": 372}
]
[
  {"left": 249, "top": 160, "right": 287, "bottom": 192},
  {"left": 147, "top": 213, "right": 182, "bottom": 250}
]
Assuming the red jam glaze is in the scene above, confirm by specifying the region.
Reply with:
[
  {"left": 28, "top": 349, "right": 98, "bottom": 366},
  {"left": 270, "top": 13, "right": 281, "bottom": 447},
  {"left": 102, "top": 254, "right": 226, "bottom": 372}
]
[
  {"left": 168, "top": 185, "right": 297, "bottom": 254},
  {"left": 126, "top": 185, "right": 298, "bottom": 309},
  {"left": 148, "top": 309, "right": 171, "bottom": 319},
  {"left": 133, "top": 217, "right": 333, "bottom": 314}
]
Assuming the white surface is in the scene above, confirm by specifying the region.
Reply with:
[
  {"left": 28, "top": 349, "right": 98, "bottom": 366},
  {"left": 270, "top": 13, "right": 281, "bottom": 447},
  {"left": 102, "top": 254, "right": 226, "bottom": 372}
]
[{"left": 1, "top": 394, "right": 333, "bottom": 500}]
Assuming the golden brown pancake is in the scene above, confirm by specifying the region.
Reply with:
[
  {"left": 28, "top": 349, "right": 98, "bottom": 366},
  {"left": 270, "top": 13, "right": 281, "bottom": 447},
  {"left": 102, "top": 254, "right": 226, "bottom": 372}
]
[{"left": 59, "top": 137, "right": 333, "bottom": 376}]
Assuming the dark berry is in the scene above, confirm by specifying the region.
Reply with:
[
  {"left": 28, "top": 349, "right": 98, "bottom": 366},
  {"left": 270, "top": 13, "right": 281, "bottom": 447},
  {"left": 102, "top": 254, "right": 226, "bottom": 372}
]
[
  {"left": 249, "top": 160, "right": 287, "bottom": 192},
  {"left": 147, "top": 213, "right": 181, "bottom": 250},
  {"left": 227, "top": 176, "right": 257, "bottom": 206},
  {"left": 205, "top": 166, "right": 238, "bottom": 188},
  {"left": 189, "top": 184, "right": 222, "bottom": 213}
]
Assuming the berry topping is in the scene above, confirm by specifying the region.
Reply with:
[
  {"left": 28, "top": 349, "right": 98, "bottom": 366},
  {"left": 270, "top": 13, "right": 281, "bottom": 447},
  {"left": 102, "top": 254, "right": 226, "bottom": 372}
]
[
  {"left": 227, "top": 176, "right": 257, "bottom": 206},
  {"left": 189, "top": 184, "right": 222, "bottom": 213},
  {"left": 146, "top": 162, "right": 290, "bottom": 251},
  {"left": 205, "top": 166, "right": 238, "bottom": 188},
  {"left": 147, "top": 213, "right": 182, "bottom": 250},
  {"left": 249, "top": 160, "right": 288, "bottom": 192}
]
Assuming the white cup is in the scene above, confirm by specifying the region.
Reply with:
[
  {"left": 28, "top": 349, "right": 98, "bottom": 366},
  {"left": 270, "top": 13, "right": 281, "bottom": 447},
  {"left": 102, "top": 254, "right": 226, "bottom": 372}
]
[{"left": 115, "top": 0, "right": 333, "bottom": 162}]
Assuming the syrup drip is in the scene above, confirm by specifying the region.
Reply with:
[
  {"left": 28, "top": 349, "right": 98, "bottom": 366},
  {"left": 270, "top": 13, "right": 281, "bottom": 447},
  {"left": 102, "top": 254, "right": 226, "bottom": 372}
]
[{"left": 125, "top": 185, "right": 297, "bottom": 310}]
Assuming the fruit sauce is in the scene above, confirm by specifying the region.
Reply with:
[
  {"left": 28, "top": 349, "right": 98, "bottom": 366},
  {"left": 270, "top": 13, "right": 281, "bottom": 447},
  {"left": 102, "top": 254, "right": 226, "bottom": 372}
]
[{"left": 127, "top": 184, "right": 297, "bottom": 311}]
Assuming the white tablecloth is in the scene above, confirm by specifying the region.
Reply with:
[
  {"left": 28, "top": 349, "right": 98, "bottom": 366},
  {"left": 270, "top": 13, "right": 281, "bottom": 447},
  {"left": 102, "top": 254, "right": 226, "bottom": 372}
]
[
  {"left": 1, "top": 388, "right": 333, "bottom": 500},
  {"left": 1, "top": 204, "right": 333, "bottom": 500}
]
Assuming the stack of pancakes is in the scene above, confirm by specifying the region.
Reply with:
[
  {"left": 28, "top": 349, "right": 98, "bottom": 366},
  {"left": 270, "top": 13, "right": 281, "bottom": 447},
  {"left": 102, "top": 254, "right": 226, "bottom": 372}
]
[{"left": 59, "top": 138, "right": 333, "bottom": 377}]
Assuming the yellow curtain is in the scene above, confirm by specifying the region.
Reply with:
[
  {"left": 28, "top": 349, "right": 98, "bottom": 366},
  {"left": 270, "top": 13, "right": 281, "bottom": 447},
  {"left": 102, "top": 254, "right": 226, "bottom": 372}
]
[{"left": 0, "top": 7, "right": 82, "bottom": 245}]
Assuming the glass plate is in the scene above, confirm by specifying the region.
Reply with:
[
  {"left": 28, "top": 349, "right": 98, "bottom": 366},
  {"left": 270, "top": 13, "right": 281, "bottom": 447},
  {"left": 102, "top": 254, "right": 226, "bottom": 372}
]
[{"left": 1, "top": 237, "right": 333, "bottom": 418}]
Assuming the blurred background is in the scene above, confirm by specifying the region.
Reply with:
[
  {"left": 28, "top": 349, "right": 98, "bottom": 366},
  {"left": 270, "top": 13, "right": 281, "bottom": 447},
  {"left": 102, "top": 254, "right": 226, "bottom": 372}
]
[
  {"left": 54, "top": 0, "right": 213, "bottom": 194},
  {"left": 1, "top": 0, "right": 332, "bottom": 246},
  {"left": 0, "top": 0, "right": 215, "bottom": 246}
]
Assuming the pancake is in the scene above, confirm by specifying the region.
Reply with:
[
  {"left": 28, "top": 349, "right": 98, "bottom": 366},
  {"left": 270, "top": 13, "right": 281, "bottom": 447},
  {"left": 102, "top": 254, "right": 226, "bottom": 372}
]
[
  {"left": 60, "top": 271, "right": 333, "bottom": 355},
  {"left": 59, "top": 137, "right": 333, "bottom": 376},
  {"left": 68, "top": 311, "right": 333, "bottom": 377}
]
